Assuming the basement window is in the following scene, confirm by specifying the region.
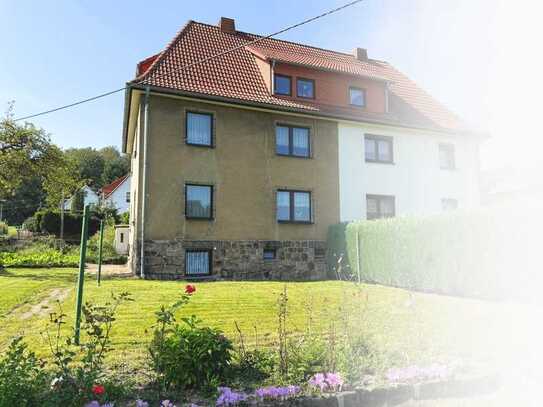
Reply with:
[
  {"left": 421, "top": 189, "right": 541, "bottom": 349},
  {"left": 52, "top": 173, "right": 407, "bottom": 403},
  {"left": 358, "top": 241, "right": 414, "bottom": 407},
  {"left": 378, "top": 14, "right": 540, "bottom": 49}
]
[
  {"left": 263, "top": 248, "right": 276, "bottom": 261},
  {"left": 185, "top": 249, "right": 212, "bottom": 276}
]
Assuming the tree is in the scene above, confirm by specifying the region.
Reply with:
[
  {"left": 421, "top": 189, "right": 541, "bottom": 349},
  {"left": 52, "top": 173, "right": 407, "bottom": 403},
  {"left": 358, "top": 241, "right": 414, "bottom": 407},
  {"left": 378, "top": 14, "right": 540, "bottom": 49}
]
[
  {"left": 64, "top": 147, "right": 105, "bottom": 189},
  {"left": 70, "top": 189, "right": 85, "bottom": 212},
  {"left": 0, "top": 177, "right": 44, "bottom": 225},
  {"left": 0, "top": 104, "right": 67, "bottom": 199},
  {"left": 99, "top": 146, "right": 130, "bottom": 185}
]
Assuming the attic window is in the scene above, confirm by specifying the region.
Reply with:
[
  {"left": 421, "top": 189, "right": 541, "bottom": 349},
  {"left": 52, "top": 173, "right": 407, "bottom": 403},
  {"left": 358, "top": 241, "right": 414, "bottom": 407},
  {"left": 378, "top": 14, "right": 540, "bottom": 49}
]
[
  {"left": 297, "top": 78, "right": 315, "bottom": 99},
  {"left": 349, "top": 87, "right": 366, "bottom": 107},
  {"left": 274, "top": 74, "right": 291, "bottom": 96}
]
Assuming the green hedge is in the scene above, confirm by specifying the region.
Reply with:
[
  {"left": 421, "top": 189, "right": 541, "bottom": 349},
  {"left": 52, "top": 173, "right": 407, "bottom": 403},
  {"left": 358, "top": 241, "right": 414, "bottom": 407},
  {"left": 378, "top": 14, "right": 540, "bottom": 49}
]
[
  {"left": 327, "top": 208, "right": 538, "bottom": 299},
  {"left": 25, "top": 210, "right": 100, "bottom": 239}
]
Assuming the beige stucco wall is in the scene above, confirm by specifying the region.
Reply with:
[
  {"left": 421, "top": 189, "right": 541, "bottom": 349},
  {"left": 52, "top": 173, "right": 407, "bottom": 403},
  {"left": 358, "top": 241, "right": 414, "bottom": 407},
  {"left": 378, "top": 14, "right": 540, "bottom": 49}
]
[{"left": 141, "top": 95, "right": 340, "bottom": 241}]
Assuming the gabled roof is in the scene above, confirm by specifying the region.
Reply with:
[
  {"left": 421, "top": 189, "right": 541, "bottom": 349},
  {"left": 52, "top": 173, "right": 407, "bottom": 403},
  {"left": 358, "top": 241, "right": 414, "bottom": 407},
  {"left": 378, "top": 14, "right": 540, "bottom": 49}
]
[
  {"left": 100, "top": 174, "right": 129, "bottom": 199},
  {"left": 130, "top": 20, "right": 468, "bottom": 134}
]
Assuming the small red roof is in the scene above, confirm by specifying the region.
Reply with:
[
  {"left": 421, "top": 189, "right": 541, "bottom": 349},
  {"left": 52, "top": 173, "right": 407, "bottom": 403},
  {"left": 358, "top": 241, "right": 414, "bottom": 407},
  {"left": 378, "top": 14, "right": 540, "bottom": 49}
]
[
  {"left": 100, "top": 174, "right": 129, "bottom": 199},
  {"left": 132, "top": 20, "right": 466, "bottom": 133}
]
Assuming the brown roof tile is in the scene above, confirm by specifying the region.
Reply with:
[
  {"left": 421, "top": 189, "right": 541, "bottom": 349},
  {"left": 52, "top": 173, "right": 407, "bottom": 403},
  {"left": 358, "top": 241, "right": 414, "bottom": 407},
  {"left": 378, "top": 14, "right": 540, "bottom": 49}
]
[{"left": 132, "top": 21, "right": 467, "bottom": 133}]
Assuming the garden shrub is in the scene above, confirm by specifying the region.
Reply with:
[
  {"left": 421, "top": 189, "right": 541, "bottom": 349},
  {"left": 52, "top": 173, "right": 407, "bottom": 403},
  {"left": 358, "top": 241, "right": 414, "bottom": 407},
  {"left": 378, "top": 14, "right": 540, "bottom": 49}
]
[
  {"left": 87, "top": 223, "right": 127, "bottom": 264},
  {"left": 35, "top": 209, "right": 100, "bottom": 239},
  {"left": 0, "top": 337, "right": 47, "bottom": 407},
  {"left": 22, "top": 215, "right": 38, "bottom": 232},
  {"left": 149, "top": 286, "right": 233, "bottom": 393},
  {"left": 327, "top": 207, "right": 540, "bottom": 299}
]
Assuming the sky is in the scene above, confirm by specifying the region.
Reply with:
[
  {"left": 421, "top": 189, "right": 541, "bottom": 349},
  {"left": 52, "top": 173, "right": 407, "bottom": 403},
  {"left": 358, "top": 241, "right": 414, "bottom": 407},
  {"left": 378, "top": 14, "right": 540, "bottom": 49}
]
[{"left": 1, "top": 0, "right": 541, "bottom": 171}]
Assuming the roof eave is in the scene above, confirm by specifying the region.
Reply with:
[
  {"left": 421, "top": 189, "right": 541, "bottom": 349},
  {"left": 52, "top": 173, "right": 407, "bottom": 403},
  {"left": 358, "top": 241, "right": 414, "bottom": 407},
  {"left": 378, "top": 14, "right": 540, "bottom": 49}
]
[{"left": 129, "top": 83, "right": 481, "bottom": 137}]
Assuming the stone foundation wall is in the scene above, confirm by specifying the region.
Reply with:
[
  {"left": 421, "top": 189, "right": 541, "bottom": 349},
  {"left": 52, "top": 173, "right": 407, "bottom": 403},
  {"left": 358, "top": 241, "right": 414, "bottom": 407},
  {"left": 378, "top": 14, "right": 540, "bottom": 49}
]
[{"left": 129, "top": 240, "right": 328, "bottom": 280}]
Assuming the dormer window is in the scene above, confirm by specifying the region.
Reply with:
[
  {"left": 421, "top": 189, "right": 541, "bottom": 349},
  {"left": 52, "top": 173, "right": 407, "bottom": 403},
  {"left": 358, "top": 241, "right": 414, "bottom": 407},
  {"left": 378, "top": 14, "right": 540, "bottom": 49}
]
[
  {"left": 349, "top": 87, "right": 366, "bottom": 107},
  {"left": 274, "top": 74, "right": 291, "bottom": 96},
  {"left": 297, "top": 78, "right": 315, "bottom": 99}
]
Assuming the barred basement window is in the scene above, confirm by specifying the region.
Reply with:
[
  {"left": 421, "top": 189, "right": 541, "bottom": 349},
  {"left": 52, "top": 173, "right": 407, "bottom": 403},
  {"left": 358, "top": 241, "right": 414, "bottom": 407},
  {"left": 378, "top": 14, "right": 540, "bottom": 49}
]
[
  {"left": 263, "top": 248, "right": 276, "bottom": 260},
  {"left": 185, "top": 250, "right": 212, "bottom": 276}
]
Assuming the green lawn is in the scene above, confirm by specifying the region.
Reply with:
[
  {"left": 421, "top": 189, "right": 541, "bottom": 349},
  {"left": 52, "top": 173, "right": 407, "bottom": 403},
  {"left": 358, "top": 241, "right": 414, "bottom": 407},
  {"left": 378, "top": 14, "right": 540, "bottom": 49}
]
[{"left": 0, "top": 268, "right": 536, "bottom": 375}]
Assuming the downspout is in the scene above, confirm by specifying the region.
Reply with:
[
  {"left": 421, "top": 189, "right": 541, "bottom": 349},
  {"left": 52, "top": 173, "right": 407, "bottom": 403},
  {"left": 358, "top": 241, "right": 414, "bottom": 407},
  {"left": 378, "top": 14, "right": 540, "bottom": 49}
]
[
  {"left": 270, "top": 60, "right": 276, "bottom": 94},
  {"left": 384, "top": 82, "right": 390, "bottom": 113},
  {"left": 140, "top": 85, "right": 150, "bottom": 279}
]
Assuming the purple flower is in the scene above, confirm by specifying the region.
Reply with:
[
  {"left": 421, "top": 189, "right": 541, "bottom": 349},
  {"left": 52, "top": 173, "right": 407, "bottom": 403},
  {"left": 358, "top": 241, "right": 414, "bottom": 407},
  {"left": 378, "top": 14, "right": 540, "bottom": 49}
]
[
  {"left": 309, "top": 373, "right": 327, "bottom": 391},
  {"left": 216, "top": 387, "right": 247, "bottom": 406},
  {"left": 161, "top": 401, "right": 176, "bottom": 407},
  {"left": 325, "top": 373, "right": 344, "bottom": 390},
  {"left": 85, "top": 402, "right": 100, "bottom": 407},
  {"left": 136, "top": 401, "right": 149, "bottom": 407}
]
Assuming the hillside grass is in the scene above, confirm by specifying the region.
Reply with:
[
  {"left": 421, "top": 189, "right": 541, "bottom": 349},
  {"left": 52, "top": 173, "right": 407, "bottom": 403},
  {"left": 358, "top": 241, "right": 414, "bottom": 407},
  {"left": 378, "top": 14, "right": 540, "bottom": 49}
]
[{"left": 0, "top": 268, "right": 535, "bottom": 375}]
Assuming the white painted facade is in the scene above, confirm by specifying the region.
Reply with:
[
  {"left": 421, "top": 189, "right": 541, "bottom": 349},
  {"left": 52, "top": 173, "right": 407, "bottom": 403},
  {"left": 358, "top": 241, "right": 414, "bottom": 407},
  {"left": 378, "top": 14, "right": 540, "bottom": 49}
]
[
  {"left": 338, "top": 122, "right": 480, "bottom": 222},
  {"left": 102, "top": 175, "right": 131, "bottom": 214},
  {"left": 63, "top": 186, "right": 100, "bottom": 210}
]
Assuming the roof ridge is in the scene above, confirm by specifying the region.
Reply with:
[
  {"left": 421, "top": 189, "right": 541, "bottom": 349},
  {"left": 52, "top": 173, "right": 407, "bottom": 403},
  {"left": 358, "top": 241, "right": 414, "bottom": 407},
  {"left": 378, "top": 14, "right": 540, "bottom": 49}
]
[{"left": 192, "top": 20, "right": 376, "bottom": 63}]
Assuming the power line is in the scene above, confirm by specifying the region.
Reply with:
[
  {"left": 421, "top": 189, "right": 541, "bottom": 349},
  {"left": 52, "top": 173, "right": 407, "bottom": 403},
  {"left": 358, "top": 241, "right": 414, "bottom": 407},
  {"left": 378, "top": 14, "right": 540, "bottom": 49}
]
[{"left": 14, "top": 0, "right": 364, "bottom": 122}]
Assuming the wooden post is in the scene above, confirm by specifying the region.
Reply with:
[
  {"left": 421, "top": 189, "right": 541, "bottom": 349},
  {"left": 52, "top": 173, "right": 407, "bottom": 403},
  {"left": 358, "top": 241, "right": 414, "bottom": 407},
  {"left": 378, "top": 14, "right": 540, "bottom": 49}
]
[
  {"left": 74, "top": 204, "right": 90, "bottom": 345},
  {"left": 97, "top": 219, "right": 104, "bottom": 286}
]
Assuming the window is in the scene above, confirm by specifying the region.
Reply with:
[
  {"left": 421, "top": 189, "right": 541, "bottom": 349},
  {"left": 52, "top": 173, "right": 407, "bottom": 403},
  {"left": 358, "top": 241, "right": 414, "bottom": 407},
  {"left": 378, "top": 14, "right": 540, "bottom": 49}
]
[
  {"left": 366, "top": 195, "right": 395, "bottom": 220},
  {"left": 185, "top": 184, "right": 213, "bottom": 219},
  {"left": 126, "top": 191, "right": 130, "bottom": 203},
  {"left": 365, "top": 135, "right": 393, "bottom": 163},
  {"left": 263, "top": 248, "right": 276, "bottom": 260},
  {"left": 276, "top": 125, "right": 310, "bottom": 157},
  {"left": 274, "top": 74, "right": 291, "bottom": 96},
  {"left": 441, "top": 198, "right": 458, "bottom": 211},
  {"left": 439, "top": 143, "right": 455, "bottom": 169},
  {"left": 277, "top": 190, "right": 312, "bottom": 223},
  {"left": 297, "top": 78, "right": 315, "bottom": 98},
  {"left": 120, "top": 232, "right": 124, "bottom": 243},
  {"left": 349, "top": 87, "right": 366, "bottom": 107},
  {"left": 185, "top": 250, "right": 212, "bottom": 275},
  {"left": 186, "top": 111, "right": 213, "bottom": 147}
]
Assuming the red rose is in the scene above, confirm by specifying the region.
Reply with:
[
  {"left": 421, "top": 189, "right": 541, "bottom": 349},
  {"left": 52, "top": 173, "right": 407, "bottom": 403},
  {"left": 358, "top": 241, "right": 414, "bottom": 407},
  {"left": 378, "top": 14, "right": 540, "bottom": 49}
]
[
  {"left": 185, "top": 284, "right": 196, "bottom": 295},
  {"left": 92, "top": 384, "right": 105, "bottom": 396}
]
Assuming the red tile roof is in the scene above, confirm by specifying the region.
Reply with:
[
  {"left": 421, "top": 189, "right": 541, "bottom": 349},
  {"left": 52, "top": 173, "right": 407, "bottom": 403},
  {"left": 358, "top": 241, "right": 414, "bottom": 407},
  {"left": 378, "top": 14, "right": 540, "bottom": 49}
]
[
  {"left": 100, "top": 174, "right": 129, "bottom": 199},
  {"left": 132, "top": 20, "right": 467, "bottom": 133}
]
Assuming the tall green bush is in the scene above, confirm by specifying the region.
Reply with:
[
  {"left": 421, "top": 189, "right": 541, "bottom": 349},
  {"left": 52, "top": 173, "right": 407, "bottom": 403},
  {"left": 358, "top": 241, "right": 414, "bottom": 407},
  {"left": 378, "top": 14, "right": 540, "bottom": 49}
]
[
  {"left": 0, "top": 221, "right": 7, "bottom": 235},
  {"left": 327, "top": 208, "right": 539, "bottom": 299}
]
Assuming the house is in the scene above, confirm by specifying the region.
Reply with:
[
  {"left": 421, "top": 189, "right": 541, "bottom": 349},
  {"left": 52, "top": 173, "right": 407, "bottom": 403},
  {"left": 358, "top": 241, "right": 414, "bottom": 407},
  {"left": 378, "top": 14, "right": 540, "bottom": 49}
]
[
  {"left": 122, "top": 17, "right": 481, "bottom": 280},
  {"left": 63, "top": 185, "right": 100, "bottom": 210},
  {"left": 99, "top": 174, "right": 131, "bottom": 213}
]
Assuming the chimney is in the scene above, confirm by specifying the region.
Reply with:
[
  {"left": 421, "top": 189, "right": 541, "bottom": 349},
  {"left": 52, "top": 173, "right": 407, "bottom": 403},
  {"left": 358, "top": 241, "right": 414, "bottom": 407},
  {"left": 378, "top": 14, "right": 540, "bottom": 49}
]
[
  {"left": 354, "top": 47, "right": 368, "bottom": 62},
  {"left": 219, "top": 17, "right": 236, "bottom": 34}
]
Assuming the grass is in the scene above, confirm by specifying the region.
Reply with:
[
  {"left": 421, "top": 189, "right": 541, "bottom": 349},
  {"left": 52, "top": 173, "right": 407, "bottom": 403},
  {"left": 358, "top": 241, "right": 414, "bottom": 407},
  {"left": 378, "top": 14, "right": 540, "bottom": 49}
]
[{"left": 0, "top": 268, "right": 536, "bottom": 377}]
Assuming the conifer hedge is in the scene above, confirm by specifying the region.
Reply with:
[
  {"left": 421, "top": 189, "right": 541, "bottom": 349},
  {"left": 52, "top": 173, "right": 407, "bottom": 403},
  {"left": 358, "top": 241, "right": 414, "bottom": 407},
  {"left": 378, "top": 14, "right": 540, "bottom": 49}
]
[{"left": 327, "top": 208, "right": 538, "bottom": 300}]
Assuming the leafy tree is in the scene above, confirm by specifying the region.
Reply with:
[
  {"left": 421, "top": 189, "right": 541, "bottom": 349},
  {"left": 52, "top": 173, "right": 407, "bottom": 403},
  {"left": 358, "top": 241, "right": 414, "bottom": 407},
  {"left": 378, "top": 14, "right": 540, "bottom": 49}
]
[
  {"left": 99, "top": 146, "right": 130, "bottom": 185},
  {"left": 0, "top": 177, "right": 44, "bottom": 225},
  {"left": 70, "top": 189, "right": 85, "bottom": 212},
  {"left": 0, "top": 104, "right": 66, "bottom": 198},
  {"left": 64, "top": 147, "right": 105, "bottom": 189}
]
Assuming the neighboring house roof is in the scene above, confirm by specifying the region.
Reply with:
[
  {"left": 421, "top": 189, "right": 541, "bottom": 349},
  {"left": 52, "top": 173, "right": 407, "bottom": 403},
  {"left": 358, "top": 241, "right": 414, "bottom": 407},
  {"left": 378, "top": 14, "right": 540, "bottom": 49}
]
[
  {"left": 100, "top": 174, "right": 129, "bottom": 199},
  {"left": 130, "top": 20, "right": 468, "bottom": 134}
]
